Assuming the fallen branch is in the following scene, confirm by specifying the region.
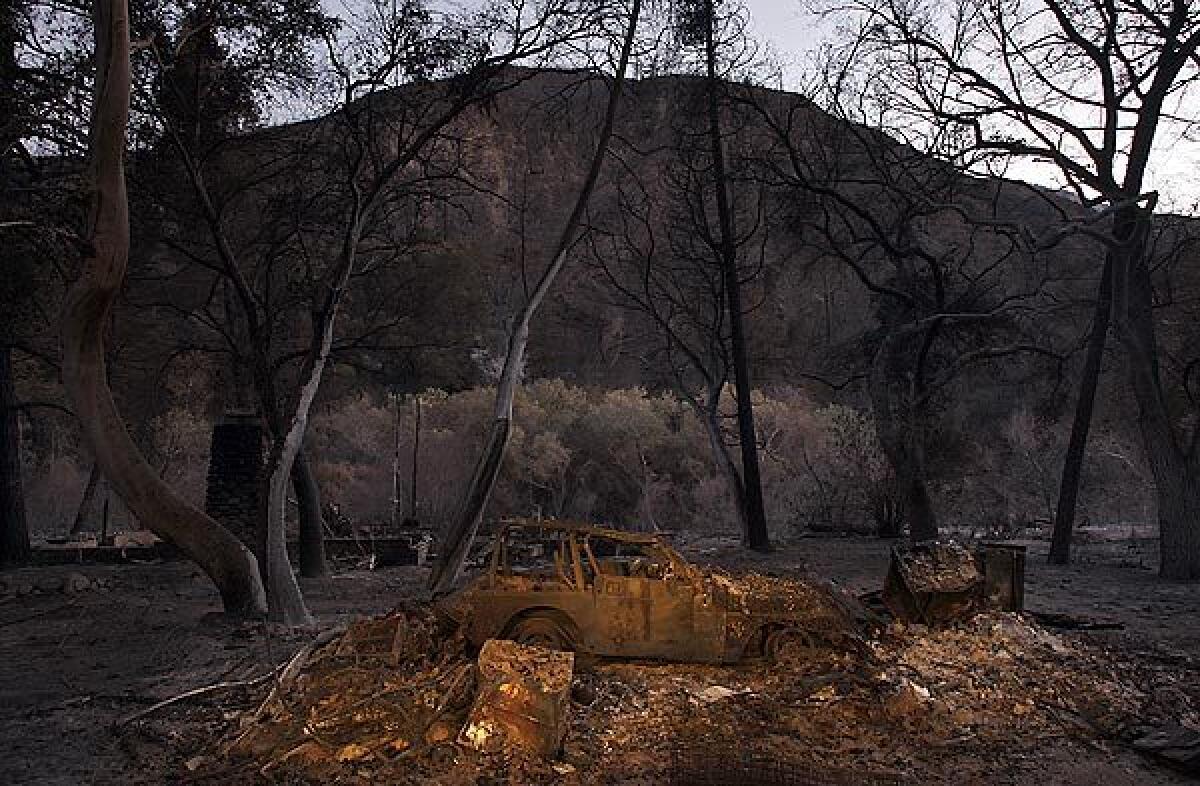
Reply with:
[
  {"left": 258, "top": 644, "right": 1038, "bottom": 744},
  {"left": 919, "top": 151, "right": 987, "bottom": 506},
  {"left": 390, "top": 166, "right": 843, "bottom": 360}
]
[
  {"left": 249, "top": 627, "right": 343, "bottom": 724},
  {"left": 116, "top": 628, "right": 343, "bottom": 731},
  {"left": 113, "top": 669, "right": 282, "bottom": 730}
]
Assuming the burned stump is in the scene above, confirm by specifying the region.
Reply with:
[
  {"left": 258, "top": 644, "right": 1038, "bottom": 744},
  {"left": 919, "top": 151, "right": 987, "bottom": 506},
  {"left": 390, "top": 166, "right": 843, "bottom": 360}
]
[{"left": 459, "top": 639, "right": 574, "bottom": 757}]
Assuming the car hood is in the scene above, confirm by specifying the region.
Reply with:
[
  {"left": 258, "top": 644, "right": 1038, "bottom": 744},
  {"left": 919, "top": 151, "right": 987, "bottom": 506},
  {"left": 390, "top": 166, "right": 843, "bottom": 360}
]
[{"left": 701, "top": 569, "right": 868, "bottom": 629}]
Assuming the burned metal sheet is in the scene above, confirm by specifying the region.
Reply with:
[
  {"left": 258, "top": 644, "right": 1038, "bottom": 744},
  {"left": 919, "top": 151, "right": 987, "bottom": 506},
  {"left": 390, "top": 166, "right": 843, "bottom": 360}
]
[{"left": 883, "top": 541, "right": 982, "bottom": 625}]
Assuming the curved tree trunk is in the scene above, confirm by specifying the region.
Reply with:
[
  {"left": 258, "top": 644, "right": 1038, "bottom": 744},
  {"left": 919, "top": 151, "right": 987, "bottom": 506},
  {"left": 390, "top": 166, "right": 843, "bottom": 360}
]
[
  {"left": 293, "top": 448, "right": 327, "bottom": 578},
  {"left": 427, "top": 417, "right": 511, "bottom": 593},
  {"left": 260, "top": 289, "right": 352, "bottom": 624},
  {"left": 262, "top": 411, "right": 316, "bottom": 626},
  {"left": 1049, "top": 257, "right": 1112, "bottom": 565},
  {"left": 0, "top": 345, "right": 29, "bottom": 565},
  {"left": 61, "top": 0, "right": 265, "bottom": 614},
  {"left": 427, "top": 0, "right": 644, "bottom": 595}
]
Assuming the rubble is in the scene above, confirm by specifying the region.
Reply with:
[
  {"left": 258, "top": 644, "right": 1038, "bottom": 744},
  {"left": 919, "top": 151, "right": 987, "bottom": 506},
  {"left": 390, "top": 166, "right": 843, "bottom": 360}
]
[
  {"left": 222, "top": 607, "right": 477, "bottom": 782},
  {"left": 193, "top": 605, "right": 1196, "bottom": 785}
]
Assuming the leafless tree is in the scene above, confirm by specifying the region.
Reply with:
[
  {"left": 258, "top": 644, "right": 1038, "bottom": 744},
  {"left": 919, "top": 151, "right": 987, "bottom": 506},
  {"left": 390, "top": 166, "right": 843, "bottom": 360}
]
[
  {"left": 427, "top": 0, "right": 645, "bottom": 595},
  {"left": 739, "top": 68, "right": 1072, "bottom": 541},
  {"left": 586, "top": 92, "right": 781, "bottom": 544},
  {"left": 835, "top": 0, "right": 1200, "bottom": 576},
  {"left": 674, "top": 0, "right": 771, "bottom": 550},
  {"left": 62, "top": 0, "right": 267, "bottom": 614}
]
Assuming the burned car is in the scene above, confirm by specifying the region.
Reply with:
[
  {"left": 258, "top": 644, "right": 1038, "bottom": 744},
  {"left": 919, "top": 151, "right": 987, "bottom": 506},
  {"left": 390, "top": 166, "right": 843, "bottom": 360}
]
[{"left": 437, "top": 519, "right": 869, "bottom": 664}]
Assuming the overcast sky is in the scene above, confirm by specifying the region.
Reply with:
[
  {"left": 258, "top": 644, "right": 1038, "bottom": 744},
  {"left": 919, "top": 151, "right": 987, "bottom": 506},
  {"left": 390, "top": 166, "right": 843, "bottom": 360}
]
[{"left": 740, "top": 0, "right": 1200, "bottom": 213}]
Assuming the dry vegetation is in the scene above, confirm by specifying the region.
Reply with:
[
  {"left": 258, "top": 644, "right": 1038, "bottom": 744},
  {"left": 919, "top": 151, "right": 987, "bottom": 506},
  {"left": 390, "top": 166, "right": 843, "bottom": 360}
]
[{"left": 30, "top": 377, "right": 1153, "bottom": 545}]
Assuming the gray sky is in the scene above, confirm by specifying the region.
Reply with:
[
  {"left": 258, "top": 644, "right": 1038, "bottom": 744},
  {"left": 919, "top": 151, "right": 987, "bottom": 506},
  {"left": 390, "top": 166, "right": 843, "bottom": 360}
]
[{"left": 741, "top": 0, "right": 1199, "bottom": 213}]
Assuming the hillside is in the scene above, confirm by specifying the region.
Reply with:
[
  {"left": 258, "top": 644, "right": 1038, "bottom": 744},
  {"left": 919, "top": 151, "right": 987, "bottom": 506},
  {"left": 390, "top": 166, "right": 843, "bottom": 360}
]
[
  {"left": 16, "top": 67, "right": 1200, "bottom": 537},
  {"left": 124, "top": 67, "right": 1104, "bottom": 391}
]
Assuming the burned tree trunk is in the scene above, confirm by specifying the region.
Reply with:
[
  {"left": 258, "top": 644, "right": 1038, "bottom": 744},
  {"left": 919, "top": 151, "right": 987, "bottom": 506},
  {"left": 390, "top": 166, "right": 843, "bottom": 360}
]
[
  {"left": 692, "top": 385, "right": 750, "bottom": 536},
  {"left": 1110, "top": 208, "right": 1200, "bottom": 579},
  {"left": 428, "top": 0, "right": 643, "bottom": 594},
  {"left": 870, "top": 336, "right": 938, "bottom": 542},
  {"left": 70, "top": 460, "right": 101, "bottom": 535},
  {"left": 61, "top": 0, "right": 265, "bottom": 614},
  {"left": 0, "top": 345, "right": 29, "bottom": 564},
  {"left": 293, "top": 448, "right": 327, "bottom": 578},
  {"left": 700, "top": 0, "right": 769, "bottom": 553},
  {"left": 1049, "top": 257, "right": 1112, "bottom": 565}
]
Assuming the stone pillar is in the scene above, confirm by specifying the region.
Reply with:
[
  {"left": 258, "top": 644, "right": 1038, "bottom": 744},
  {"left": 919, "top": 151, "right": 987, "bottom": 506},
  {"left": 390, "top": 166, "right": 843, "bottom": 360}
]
[{"left": 204, "top": 412, "right": 264, "bottom": 559}]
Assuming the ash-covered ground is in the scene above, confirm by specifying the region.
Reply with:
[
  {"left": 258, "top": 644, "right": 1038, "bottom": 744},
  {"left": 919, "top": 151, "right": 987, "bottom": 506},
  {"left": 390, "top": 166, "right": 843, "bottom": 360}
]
[{"left": 1, "top": 534, "right": 1197, "bottom": 785}]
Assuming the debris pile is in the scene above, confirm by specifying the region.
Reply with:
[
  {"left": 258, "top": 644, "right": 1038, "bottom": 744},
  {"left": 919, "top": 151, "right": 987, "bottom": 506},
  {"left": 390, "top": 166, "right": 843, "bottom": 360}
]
[
  {"left": 222, "top": 607, "right": 479, "bottom": 782},
  {"left": 562, "top": 614, "right": 1180, "bottom": 784},
  {"left": 460, "top": 639, "right": 574, "bottom": 756},
  {"left": 890, "top": 542, "right": 981, "bottom": 594},
  {"left": 883, "top": 541, "right": 982, "bottom": 624},
  {"left": 201, "top": 608, "right": 1194, "bottom": 784}
]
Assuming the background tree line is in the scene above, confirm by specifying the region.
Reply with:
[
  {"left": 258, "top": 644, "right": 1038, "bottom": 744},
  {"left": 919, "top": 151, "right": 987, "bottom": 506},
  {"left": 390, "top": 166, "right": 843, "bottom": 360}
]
[{"left": 2, "top": 0, "right": 1198, "bottom": 621}]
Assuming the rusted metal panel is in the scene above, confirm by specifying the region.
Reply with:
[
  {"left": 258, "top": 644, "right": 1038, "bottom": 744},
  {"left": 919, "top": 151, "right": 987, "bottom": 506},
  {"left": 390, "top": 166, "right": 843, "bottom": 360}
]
[{"left": 978, "top": 543, "right": 1026, "bottom": 612}]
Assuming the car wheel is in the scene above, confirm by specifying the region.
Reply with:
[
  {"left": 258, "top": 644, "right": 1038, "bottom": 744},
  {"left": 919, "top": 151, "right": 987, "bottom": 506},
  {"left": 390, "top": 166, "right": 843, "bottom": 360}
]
[
  {"left": 509, "top": 614, "right": 574, "bottom": 652},
  {"left": 765, "top": 627, "right": 819, "bottom": 662}
]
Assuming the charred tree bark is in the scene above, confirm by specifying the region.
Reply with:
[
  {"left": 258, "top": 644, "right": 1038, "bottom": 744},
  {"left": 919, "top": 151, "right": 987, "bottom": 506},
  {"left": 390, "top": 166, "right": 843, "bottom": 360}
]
[
  {"left": 293, "top": 447, "right": 327, "bottom": 578},
  {"left": 428, "top": 417, "right": 511, "bottom": 592},
  {"left": 70, "top": 460, "right": 101, "bottom": 535},
  {"left": 1110, "top": 207, "right": 1200, "bottom": 579},
  {"left": 0, "top": 345, "right": 29, "bottom": 564},
  {"left": 1049, "top": 257, "right": 1112, "bottom": 565},
  {"left": 428, "top": 0, "right": 643, "bottom": 594},
  {"left": 701, "top": 1, "right": 769, "bottom": 552},
  {"left": 870, "top": 336, "right": 938, "bottom": 542},
  {"left": 61, "top": 0, "right": 266, "bottom": 614}
]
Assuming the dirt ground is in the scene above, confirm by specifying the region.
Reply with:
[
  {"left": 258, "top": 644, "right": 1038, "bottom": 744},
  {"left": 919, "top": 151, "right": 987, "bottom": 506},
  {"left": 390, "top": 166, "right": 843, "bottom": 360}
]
[{"left": 1, "top": 533, "right": 1197, "bottom": 785}]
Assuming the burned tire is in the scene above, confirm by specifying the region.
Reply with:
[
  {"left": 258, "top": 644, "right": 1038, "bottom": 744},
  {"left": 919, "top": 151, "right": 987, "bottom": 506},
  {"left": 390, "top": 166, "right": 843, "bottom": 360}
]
[
  {"left": 764, "top": 627, "right": 821, "bottom": 662},
  {"left": 508, "top": 613, "right": 575, "bottom": 652}
]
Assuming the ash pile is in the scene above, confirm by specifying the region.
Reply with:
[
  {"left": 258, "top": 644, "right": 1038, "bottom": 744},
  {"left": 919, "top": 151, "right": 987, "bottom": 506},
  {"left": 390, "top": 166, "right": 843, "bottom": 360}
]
[{"left": 189, "top": 599, "right": 1195, "bottom": 785}]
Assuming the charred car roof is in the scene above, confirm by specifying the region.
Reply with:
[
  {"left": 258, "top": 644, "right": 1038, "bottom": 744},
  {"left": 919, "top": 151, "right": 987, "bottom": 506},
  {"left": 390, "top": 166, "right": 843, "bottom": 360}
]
[{"left": 497, "top": 517, "right": 667, "bottom": 545}]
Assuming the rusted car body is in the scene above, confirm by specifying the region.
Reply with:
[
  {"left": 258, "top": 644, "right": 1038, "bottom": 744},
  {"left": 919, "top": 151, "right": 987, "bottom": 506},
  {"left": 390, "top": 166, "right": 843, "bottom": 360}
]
[{"left": 437, "top": 519, "right": 866, "bottom": 664}]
